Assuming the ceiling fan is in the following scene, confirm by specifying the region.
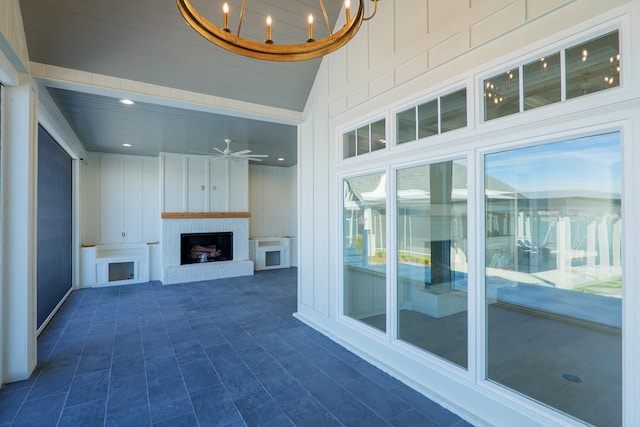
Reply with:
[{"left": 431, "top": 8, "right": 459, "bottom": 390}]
[{"left": 210, "top": 139, "right": 268, "bottom": 162}]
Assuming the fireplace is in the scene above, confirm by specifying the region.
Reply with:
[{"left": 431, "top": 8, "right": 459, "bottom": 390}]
[
  {"left": 181, "top": 232, "right": 233, "bottom": 265},
  {"left": 161, "top": 216, "right": 253, "bottom": 284}
]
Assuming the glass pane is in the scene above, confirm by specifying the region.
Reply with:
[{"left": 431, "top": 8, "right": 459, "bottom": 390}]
[
  {"left": 343, "top": 130, "right": 356, "bottom": 158},
  {"left": 397, "top": 160, "right": 468, "bottom": 368},
  {"left": 523, "top": 53, "right": 561, "bottom": 110},
  {"left": 566, "top": 31, "right": 620, "bottom": 99},
  {"left": 485, "top": 133, "right": 622, "bottom": 426},
  {"left": 343, "top": 172, "right": 387, "bottom": 332},
  {"left": 484, "top": 69, "right": 520, "bottom": 121},
  {"left": 397, "top": 108, "right": 416, "bottom": 144},
  {"left": 417, "top": 100, "right": 438, "bottom": 139},
  {"left": 357, "top": 125, "right": 370, "bottom": 155},
  {"left": 370, "top": 119, "right": 386, "bottom": 152},
  {"left": 440, "top": 89, "right": 467, "bottom": 133}
]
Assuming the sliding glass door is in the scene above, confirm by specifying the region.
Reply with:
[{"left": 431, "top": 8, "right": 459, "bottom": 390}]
[
  {"left": 343, "top": 172, "right": 387, "bottom": 332},
  {"left": 396, "top": 160, "right": 468, "bottom": 368}
]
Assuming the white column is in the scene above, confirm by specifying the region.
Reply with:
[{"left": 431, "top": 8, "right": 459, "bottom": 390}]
[
  {"left": 587, "top": 220, "right": 596, "bottom": 269},
  {"left": 1, "top": 79, "right": 39, "bottom": 383},
  {"left": 597, "top": 217, "right": 610, "bottom": 270}
]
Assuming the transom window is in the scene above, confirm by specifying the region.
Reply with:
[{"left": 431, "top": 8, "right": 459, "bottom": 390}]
[
  {"left": 342, "top": 118, "right": 386, "bottom": 159},
  {"left": 396, "top": 88, "right": 467, "bottom": 144},
  {"left": 484, "top": 30, "right": 620, "bottom": 121}
]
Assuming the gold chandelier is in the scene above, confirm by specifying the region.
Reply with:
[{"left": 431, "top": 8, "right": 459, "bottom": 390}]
[{"left": 176, "top": 0, "right": 378, "bottom": 62}]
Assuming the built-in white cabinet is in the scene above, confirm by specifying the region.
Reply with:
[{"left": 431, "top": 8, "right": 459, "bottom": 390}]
[
  {"left": 80, "top": 152, "right": 160, "bottom": 286},
  {"left": 82, "top": 243, "right": 150, "bottom": 287},
  {"left": 249, "top": 237, "right": 290, "bottom": 270},
  {"left": 209, "top": 158, "right": 230, "bottom": 211},
  {"left": 161, "top": 153, "right": 248, "bottom": 212},
  {"left": 187, "top": 156, "right": 208, "bottom": 212},
  {"left": 99, "top": 155, "right": 144, "bottom": 244}
]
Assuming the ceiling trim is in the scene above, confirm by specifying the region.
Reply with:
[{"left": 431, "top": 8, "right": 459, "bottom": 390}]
[
  {"left": 37, "top": 87, "right": 88, "bottom": 160},
  {"left": 29, "top": 62, "right": 304, "bottom": 126}
]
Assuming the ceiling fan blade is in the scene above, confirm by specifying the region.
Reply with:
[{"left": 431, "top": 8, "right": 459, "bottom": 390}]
[
  {"left": 231, "top": 150, "right": 252, "bottom": 156},
  {"left": 212, "top": 147, "right": 226, "bottom": 155},
  {"left": 243, "top": 154, "right": 268, "bottom": 158}
]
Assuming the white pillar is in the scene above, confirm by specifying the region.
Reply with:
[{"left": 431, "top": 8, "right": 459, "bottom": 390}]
[
  {"left": 612, "top": 219, "right": 622, "bottom": 267},
  {"left": 2, "top": 79, "right": 39, "bottom": 383},
  {"left": 598, "top": 217, "right": 610, "bottom": 270},
  {"left": 556, "top": 216, "right": 572, "bottom": 274},
  {"left": 587, "top": 220, "right": 596, "bottom": 269}
]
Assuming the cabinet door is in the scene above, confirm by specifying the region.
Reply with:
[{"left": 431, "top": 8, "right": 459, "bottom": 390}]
[
  {"left": 100, "top": 155, "right": 124, "bottom": 244},
  {"left": 123, "top": 157, "right": 143, "bottom": 243},
  {"left": 187, "top": 155, "right": 208, "bottom": 212},
  {"left": 209, "top": 159, "right": 229, "bottom": 211},
  {"left": 163, "top": 154, "right": 186, "bottom": 212},
  {"left": 229, "top": 159, "right": 248, "bottom": 211}
]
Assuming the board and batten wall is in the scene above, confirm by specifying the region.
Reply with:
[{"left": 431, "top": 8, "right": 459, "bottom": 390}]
[
  {"left": 249, "top": 164, "right": 298, "bottom": 267},
  {"left": 296, "top": 0, "right": 638, "bottom": 426},
  {"left": 79, "top": 152, "right": 298, "bottom": 280},
  {"left": 80, "top": 152, "right": 159, "bottom": 247}
]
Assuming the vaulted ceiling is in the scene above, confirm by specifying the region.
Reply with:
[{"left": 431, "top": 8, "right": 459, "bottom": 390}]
[{"left": 19, "top": 0, "right": 345, "bottom": 166}]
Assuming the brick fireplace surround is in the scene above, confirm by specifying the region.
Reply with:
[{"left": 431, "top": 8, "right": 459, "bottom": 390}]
[{"left": 161, "top": 212, "right": 254, "bottom": 284}]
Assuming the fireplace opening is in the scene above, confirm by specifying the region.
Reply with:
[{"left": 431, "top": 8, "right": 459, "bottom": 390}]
[{"left": 181, "top": 232, "right": 233, "bottom": 265}]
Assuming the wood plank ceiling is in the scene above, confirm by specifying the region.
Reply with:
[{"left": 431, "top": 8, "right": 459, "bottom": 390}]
[{"left": 19, "top": 0, "right": 345, "bottom": 166}]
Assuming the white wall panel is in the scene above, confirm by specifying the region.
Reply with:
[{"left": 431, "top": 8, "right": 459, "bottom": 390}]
[
  {"left": 142, "top": 157, "right": 159, "bottom": 243},
  {"left": 526, "top": 0, "right": 570, "bottom": 19},
  {"left": 298, "top": 120, "right": 316, "bottom": 309},
  {"left": 187, "top": 156, "right": 208, "bottom": 212},
  {"left": 469, "top": 2, "right": 526, "bottom": 47},
  {"left": 249, "top": 165, "right": 297, "bottom": 238},
  {"left": 312, "top": 107, "right": 330, "bottom": 316},
  {"left": 394, "top": 0, "right": 429, "bottom": 57},
  {"left": 123, "top": 156, "right": 143, "bottom": 243},
  {"left": 209, "top": 159, "right": 229, "bottom": 211},
  {"left": 80, "top": 152, "right": 101, "bottom": 244},
  {"left": 249, "top": 165, "right": 265, "bottom": 237},
  {"left": 82, "top": 153, "right": 159, "bottom": 246},
  {"left": 163, "top": 154, "right": 186, "bottom": 212},
  {"left": 229, "top": 160, "right": 248, "bottom": 211},
  {"left": 100, "top": 155, "right": 124, "bottom": 244}
]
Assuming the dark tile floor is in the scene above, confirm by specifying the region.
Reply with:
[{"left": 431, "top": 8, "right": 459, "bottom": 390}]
[{"left": 0, "top": 268, "right": 472, "bottom": 427}]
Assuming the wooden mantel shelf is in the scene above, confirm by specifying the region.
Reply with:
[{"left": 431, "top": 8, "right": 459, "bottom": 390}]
[{"left": 161, "top": 212, "right": 250, "bottom": 219}]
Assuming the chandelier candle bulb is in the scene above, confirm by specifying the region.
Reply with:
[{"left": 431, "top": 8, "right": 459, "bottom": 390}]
[
  {"left": 345, "top": 0, "right": 351, "bottom": 23},
  {"left": 307, "top": 14, "right": 314, "bottom": 42},
  {"left": 266, "top": 15, "right": 273, "bottom": 44},
  {"left": 176, "top": 0, "right": 379, "bottom": 61},
  {"left": 222, "top": 2, "right": 229, "bottom": 32}
]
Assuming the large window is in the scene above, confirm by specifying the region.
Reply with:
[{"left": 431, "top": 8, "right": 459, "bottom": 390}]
[
  {"left": 484, "top": 133, "right": 622, "bottom": 426},
  {"left": 397, "top": 160, "right": 468, "bottom": 368},
  {"left": 343, "top": 172, "right": 387, "bottom": 331}
]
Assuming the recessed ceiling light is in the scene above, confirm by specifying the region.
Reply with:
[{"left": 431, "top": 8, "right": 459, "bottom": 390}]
[
  {"left": 122, "top": 143, "right": 132, "bottom": 147},
  {"left": 119, "top": 98, "right": 135, "bottom": 105},
  {"left": 278, "top": 158, "right": 285, "bottom": 161}
]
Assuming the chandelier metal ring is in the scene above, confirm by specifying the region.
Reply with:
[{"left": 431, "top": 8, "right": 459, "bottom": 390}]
[{"left": 176, "top": 0, "right": 378, "bottom": 62}]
